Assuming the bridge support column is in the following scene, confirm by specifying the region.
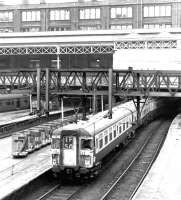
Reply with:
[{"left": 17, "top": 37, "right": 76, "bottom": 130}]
[
  {"left": 82, "top": 95, "right": 87, "bottom": 120},
  {"left": 45, "top": 68, "right": 49, "bottom": 115},
  {"left": 37, "top": 68, "right": 41, "bottom": 114},
  {"left": 108, "top": 68, "right": 113, "bottom": 119},
  {"left": 93, "top": 89, "right": 97, "bottom": 114},
  {"left": 136, "top": 97, "right": 141, "bottom": 125},
  {"left": 101, "top": 95, "right": 104, "bottom": 112},
  {"left": 61, "top": 97, "right": 64, "bottom": 121}
]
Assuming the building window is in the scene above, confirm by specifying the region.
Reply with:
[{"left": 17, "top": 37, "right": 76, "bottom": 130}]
[
  {"left": 144, "top": 5, "right": 171, "bottom": 17},
  {"left": 110, "top": 7, "right": 132, "bottom": 18},
  {"left": 50, "top": 9, "right": 70, "bottom": 20},
  {"left": 79, "top": 25, "right": 101, "bottom": 30},
  {"left": 79, "top": 8, "right": 100, "bottom": 19},
  {"left": 110, "top": 24, "right": 132, "bottom": 30},
  {"left": 48, "top": 26, "right": 71, "bottom": 31},
  {"left": 22, "top": 10, "right": 40, "bottom": 22},
  {"left": 0, "top": 11, "right": 13, "bottom": 22},
  {"left": 21, "top": 27, "right": 40, "bottom": 32},
  {"left": 0, "top": 28, "right": 13, "bottom": 32},
  {"left": 144, "top": 23, "right": 171, "bottom": 29}
]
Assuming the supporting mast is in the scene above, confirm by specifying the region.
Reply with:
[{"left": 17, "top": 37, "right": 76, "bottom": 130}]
[
  {"left": 37, "top": 68, "right": 41, "bottom": 114},
  {"left": 93, "top": 88, "right": 97, "bottom": 114},
  {"left": 45, "top": 68, "right": 50, "bottom": 115},
  {"left": 136, "top": 96, "right": 141, "bottom": 125},
  {"left": 82, "top": 95, "right": 87, "bottom": 120},
  {"left": 61, "top": 97, "right": 64, "bottom": 121},
  {"left": 108, "top": 68, "right": 113, "bottom": 119}
]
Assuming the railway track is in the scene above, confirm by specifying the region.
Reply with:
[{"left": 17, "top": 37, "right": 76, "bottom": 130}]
[
  {"left": 36, "top": 184, "right": 82, "bottom": 200},
  {"left": 99, "top": 119, "right": 171, "bottom": 200},
  {"left": 19, "top": 118, "right": 171, "bottom": 200}
]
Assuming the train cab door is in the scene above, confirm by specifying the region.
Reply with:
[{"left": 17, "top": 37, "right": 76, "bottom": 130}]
[{"left": 62, "top": 136, "right": 77, "bottom": 166}]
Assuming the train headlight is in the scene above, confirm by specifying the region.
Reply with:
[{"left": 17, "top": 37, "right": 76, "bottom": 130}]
[{"left": 52, "top": 154, "right": 59, "bottom": 166}]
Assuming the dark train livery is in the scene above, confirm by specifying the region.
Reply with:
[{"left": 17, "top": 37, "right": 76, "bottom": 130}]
[
  {"left": 51, "top": 98, "right": 163, "bottom": 178},
  {"left": 0, "top": 93, "right": 29, "bottom": 112}
]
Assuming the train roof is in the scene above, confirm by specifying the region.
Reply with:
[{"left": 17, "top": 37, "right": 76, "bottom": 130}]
[{"left": 53, "top": 100, "right": 137, "bottom": 137}]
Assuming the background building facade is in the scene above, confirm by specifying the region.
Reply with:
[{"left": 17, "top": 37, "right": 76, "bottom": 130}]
[{"left": 0, "top": 0, "right": 179, "bottom": 33}]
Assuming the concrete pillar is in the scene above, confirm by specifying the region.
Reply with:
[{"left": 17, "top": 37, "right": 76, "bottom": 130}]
[
  {"left": 13, "top": 9, "right": 21, "bottom": 32},
  {"left": 71, "top": 7, "right": 79, "bottom": 30}
]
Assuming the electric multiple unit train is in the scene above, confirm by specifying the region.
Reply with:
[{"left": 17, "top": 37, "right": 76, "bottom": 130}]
[
  {"left": 51, "top": 98, "right": 163, "bottom": 178},
  {"left": 12, "top": 119, "right": 63, "bottom": 158}
]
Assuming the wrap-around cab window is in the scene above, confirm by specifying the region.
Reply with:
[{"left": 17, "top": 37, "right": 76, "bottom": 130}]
[
  {"left": 51, "top": 138, "right": 60, "bottom": 149},
  {"left": 81, "top": 139, "right": 92, "bottom": 150}
]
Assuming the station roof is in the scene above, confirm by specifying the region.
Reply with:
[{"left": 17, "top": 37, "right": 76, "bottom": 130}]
[{"left": 0, "top": 28, "right": 180, "bottom": 55}]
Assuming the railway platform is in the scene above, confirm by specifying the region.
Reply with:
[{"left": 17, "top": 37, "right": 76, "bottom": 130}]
[
  {"left": 133, "top": 114, "right": 181, "bottom": 200},
  {"left": 0, "top": 109, "right": 31, "bottom": 126},
  {"left": 0, "top": 136, "right": 51, "bottom": 200},
  {"left": 0, "top": 108, "right": 72, "bottom": 127}
]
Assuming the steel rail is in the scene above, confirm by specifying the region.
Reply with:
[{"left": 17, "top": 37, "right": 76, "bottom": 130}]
[
  {"left": 99, "top": 121, "right": 166, "bottom": 200},
  {"left": 36, "top": 184, "right": 60, "bottom": 200},
  {"left": 128, "top": 129, "right": 166, "bottom": 200}
]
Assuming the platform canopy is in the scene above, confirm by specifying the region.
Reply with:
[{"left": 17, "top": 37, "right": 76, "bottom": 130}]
[{"left": 0, "top": 28, "right": 180, "bottom": 55}]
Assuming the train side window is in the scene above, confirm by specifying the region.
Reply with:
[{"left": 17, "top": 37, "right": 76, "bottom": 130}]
[
  {"left": 113, "top": 125, "right": 116, "bottom": 138},
  {"left": 6, "top": 101, "right": 10, "bottom": 105},
  {"left": 51, "top": 138, "right": 60, "bottom": 149},
  {"left": 104, "top": 135, "right": 108, "bottom": 145},
  {"left": 127, "top": 121, "right": 129, "bottom": 128},
  {"left": 117, "top": 125, "right": 119, "bottom": 133},
  {"left": 123, "top": 123, "right": 125, "bottom": 131},
  {"left": 119, "top": 126, "right": 122, "bottom": 134},
  {"left": 95, "top": 138, "right": 98, "bottom": 149},
  {"left": 24, "top": 99, "right": 28, "bottom": 104},
  {"left": 99, "top": 139, "right": 103, "bottom": 149},
  {"left": 81, "top": 139, "right": 92, "bottom": 150},
  {"left": 109, "top": 127, "right": 112, "bottom": 141}
]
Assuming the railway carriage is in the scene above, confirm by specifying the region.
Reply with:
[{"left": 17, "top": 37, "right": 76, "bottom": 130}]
[
  {"left": 0, "top": 93, "right": 29, "bottom": 112},
  {"left": 12, "top": 118, "right": 64, "bottom": 158},
  {"left": 12, "top": 131, "right": 28, "bottom": 157},
  {"left": 51, "top": 99, "right": 162, "bottom": 177}
]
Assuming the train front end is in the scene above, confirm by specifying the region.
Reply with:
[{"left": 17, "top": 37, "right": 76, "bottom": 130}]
[{"left": 51, "top": 125, "right": 95, "bottom": 177}]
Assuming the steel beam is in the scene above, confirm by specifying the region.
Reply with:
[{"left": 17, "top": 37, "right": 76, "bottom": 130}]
[
  {"left": 45, "top": 68, "right": 49, "bottom": 114},
  {"left": 36, "top": 68, "right": 41, "bottom": 113},
  {"left": 108, "top": 68, "right": 113, "bottom": 119}
]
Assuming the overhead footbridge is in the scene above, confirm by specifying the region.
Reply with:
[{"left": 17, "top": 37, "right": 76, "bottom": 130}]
[{"left": 0, "top": 28, "right": 181, "bottom": 117}]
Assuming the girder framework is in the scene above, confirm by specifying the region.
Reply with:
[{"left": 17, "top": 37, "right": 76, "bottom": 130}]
[
  {"left": 0, "top": 45, "right": 114, "bottom": 55},
  {"left": 115, "top": 70, "right": 181, "bottom": 97},
  {"left": 0, "top": 39, "right": 177, "bottom": 55},
  {"left": 114, "top": 40, "right": 177, "bottom": 50},
  {"left": 1, "top": 69, "right": 181, "bottom": 97}
]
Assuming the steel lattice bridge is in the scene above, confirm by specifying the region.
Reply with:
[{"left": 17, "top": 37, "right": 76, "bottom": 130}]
[{"left": 1, "top": 68, "right": 181, "bottom": 97}]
